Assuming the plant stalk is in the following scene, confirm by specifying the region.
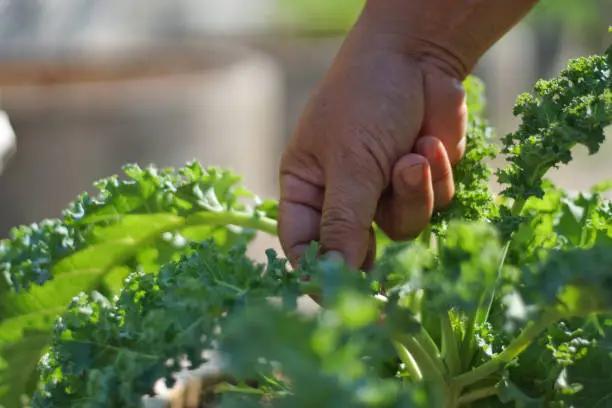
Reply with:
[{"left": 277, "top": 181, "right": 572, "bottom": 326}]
[
  {"left": 457, "top": 385, "right": 498, "bottom": 405},
  {"left": 460, "top": 240, "right": 511, "bottom": 370},
  {"left": 187, "top": 211, "right": 278, "bottom": 236},
  {"left": 393, "top": 341, "right": 423, "bottom": 381},
  {"left": 395, "top": 333, "right": 448, "bottom": 393},
  {"left": 414, "top": 330, "right": 446, "bottom": 375},
  {"left": 452, "top": 309, "right": 562, "bottom": 389},
  {"left": 441, "top": 312, "right": 461, "bottom": 376},
  {"left": 460, "top": 194, "right": 527, "bottom": 370}
]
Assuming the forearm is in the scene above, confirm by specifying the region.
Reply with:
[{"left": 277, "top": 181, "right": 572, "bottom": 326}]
[{"left": 357, "top": 0, "right": 540, "bottom": 78}]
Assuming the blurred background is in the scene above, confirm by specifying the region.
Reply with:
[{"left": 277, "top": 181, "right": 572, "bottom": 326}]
[{"left": 0, "top": 0, "right": 610, "bottom": 252}]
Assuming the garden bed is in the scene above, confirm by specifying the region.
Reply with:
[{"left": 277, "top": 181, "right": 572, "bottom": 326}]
[{"left": 0, "top": 34, "right": 611, "bottom": 408}]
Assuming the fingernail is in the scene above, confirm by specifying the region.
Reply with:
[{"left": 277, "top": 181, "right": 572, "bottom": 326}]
[
  {"left": 325, "top": 251, "right": 345, "bottom": 264},
  {"left": 402, "top": 164, "right": 423, "bottom": 188}
]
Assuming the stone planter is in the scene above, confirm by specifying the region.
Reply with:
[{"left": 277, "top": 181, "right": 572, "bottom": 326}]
[{"left": 0, "top": 40, "right": 284, "bottom": 241}]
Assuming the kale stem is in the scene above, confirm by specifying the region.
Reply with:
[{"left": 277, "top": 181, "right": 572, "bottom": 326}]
[
  {"left": 441, "top": 312, "right": 461, "bottom": 376},
  {"left": 510, "top": 197, "right": 526, "bottom": 217},
  {"left": 187, "top": 211, "right": 278, "bottom": 236},
  {"left": 460, "top": 240, "right": 510, "bottom": 370},
  {"left": 395, "top": 333, "right": 448, "bottom": 390},
  {"left": 460, "top": 313, "right": 478, "bottom": 370},
  {"left": 457, "top": 385, "right": 498, "bottom": 405},
  {"left": 452, "top": 309, "right": 562, "bottom": 389},
  {"left": 414, "top": 330, "right": 447, "bottom": 376},
  {"left": 460, "top": 194, "right": 527, "bottom": 369},
  {"left": 393, "top": 341, "right": 423, "bottom": 381}
]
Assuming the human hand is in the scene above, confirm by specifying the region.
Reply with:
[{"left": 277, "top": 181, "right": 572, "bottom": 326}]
[{"left": 278, "top": 22, "right": 468, "bottom": 269}]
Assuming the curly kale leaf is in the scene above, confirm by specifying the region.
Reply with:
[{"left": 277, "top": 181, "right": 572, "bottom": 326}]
[
  {"left": 505, "top": 180, "right": 612, "bottom": 266},
  {"left": 373, "top": 222, "right": 507, "bottom": 383},
  {"left": 1, "top": 161, "right": 276, "bottom": 293},
  {"left": 31, "top": 215, "right": 612, "bottom": 407},
  {"left": 219, "top": 300, "right": 435, "bottom": 408},
  {"left": 0, "top": 162, "right": 277, "bottom": 407},
  {"left": 33, "top": 238, "right": 435, "bottom": 408},
  {"left": 496, "top": 48, "right": 612, "bottom": 205},
  {"left": 476, "top": 317, "right": 612, "bottom": 407},
  {"left": 32, "top": 241, "right": 293, "bottom": 407},
  {"left": 558, "top": 319, "right": 612, "bottom": 407},
  {"left": 430, "top": 76, "right": 498, "bottom": 236},
  {"left": 377, "top": 221, "right": 504, "bottom": 321},
  {"left": 0, "top": 220, "right": 86, "bottom": 292},
  {"left": 491, "top": 318, "right": 605, "bottom": 406},
  {"left": 448, "top": 243, "right": 612, "bottom": 405},
  {"left": 516, "top": 244, "right": 612, "bottom": 318}
]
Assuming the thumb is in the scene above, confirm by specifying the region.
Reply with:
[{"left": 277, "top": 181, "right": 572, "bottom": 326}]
[{"left": 319, "top": 156, "right": 385, "bottom": 268}]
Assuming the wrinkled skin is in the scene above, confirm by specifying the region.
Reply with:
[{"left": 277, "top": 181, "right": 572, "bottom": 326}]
[{"left": 278, "top": 21, "right": 468, "bottom": 269}]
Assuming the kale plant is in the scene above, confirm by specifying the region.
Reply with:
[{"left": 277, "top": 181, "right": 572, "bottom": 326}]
[{"left": 0, "top": 39, "right": 611, "bottom": 408}]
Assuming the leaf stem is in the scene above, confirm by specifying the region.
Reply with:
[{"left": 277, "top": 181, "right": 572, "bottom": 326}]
[
  {"left": 452, "top": 309, "right": 561, "bottom": 389},
  {"left": 510, "top": 197, "right": 526, "bottom": 217},
  {"left": 395, "top": 333, "right": 448, "bottom": 392},
  {"left": 187, "top": 211, "right": 278, "bottom": 236},
  {"left": 460, "top": 240, "right": 510, "bottom": 370},
  {"left": 461, "top": 194, "right": 526, "bottom": 370},
  {"left": 413, "top": 330, "right": 446, "bottom": 377},
  {"left": 393, "top": 341, "right": 423, "bottom": 381},
  {"left": 441, "top": 312, "right": 461, "bottom": 376},
  {"left": 457, "top": 385, "right": 498, "bottom": 405}
]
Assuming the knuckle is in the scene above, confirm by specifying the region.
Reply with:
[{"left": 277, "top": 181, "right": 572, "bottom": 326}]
[
  {"left": 321, "top": 204, "right": 359, "bottom": 233},
  {"left": 279, "top": 150, "right": 294, "bottom": 174},
  {"left": 320, "top": 205, "right": 367, "bottom": 246},
  {"left": 356, "top": 127, "right": 394, "bottom": 186},
  {"left": 327, "top": 124, "right": 393, "bottom": 188}
]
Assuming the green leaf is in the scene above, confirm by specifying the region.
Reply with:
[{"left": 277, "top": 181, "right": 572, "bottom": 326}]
[
  {"left": 506, "top": 181, "right": 611, "bottom": 265},
  {"left": 426, "top": 221, "right": 504, "bottom": 314},
  {"left": 500, "top": 320, "right": 586, "bottom": 404},
  {"left": 496, "top": 52, "right": 612, "bottom": 204},
  {"left": 222, "top": 303, "right": 433, "bottom": 408},
  {"left": 0, "top": 330, "right": 51, "bottom": 407},
  {"left": 0, "top": 162, "right": 278, "bottom": 406},
  {"left": 561, "top": 321, "right": 612, "bottom": 407},
  {"left": 520, "top": 244, "right": 612, "bottom": 316}
]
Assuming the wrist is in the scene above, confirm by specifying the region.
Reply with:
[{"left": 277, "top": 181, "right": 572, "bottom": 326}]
[{"left": 356, "top": 0, "right": 540, "bottom": 79}]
